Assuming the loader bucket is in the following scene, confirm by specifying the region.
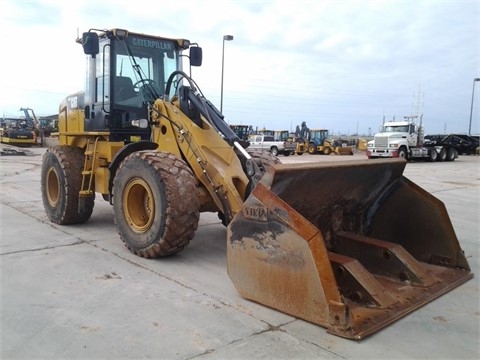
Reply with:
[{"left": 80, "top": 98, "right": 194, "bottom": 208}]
[
  {"left": 227, "top": 158, "right": 472, "bottom": 340},
  {"left": 335, "top": 146, "right": 354, "bottom": 155}
]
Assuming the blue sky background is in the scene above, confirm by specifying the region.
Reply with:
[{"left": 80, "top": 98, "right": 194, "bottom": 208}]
[{"left": 0, "top": 0, "right": 479, "bottom": 135}]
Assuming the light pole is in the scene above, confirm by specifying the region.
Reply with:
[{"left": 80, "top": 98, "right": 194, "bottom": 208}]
[
  {"left": 468, "top": 77, "right": 480, "bottom": 136},
  {"left": 220, "top": 35, "right": 234, "bottom": 113}
]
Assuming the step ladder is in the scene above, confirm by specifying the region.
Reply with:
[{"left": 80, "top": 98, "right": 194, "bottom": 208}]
[{"left": 79, "top": 138, "right": 98, "bottom": 211}]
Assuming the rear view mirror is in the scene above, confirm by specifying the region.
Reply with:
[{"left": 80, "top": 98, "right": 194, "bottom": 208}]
[
  {"left": 82, "top": 32, "right": 99, "bottom": 57},
  {"left": 190, "top": 46, "right": 202, "bottom": 67}
]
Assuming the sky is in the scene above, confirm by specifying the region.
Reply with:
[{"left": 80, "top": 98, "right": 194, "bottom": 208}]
[{"left": 0, "top": 0, "right": 479, "bottom": 136}]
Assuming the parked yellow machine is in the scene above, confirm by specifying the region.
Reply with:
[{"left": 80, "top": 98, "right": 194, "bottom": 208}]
[
  {"left": 307, "top": 128, "right": 354, "bottom": 155},
  {"left": 41, "top": 28, "right": 472, "bottom": 340},
  {"left": 0, "top": 117, "right": 36, "bottom": 146}
]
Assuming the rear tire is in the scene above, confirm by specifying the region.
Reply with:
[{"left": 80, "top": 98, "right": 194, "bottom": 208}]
[
  {"left": 428, "top": 148, "right": 438, "bottom": 162},
  {"left": 446, "top": 147, "right": 457, "bottom": 161},
  {"left": 270, "top": 147, "right": 279, "bottom": 156},
  {"left": 308, "top": 143, "right": 317, "bottom": 154},
  {"left": 437, "top": 147, "right": 447, "bottom": 161},
  {"left": 113, "top": 151, "right": 200, "bottom": 258},
  {"left": 41, "top": 146, "right": 95, "bottom": 224}
]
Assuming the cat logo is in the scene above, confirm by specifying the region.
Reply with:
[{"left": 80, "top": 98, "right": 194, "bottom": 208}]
[{"left": 68, "top": 96, "right": 78, "bottom": 109}]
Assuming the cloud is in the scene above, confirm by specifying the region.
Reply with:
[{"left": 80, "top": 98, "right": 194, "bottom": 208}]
[{"left": 0, "top": 0, "right": 478, "bottom": 135}]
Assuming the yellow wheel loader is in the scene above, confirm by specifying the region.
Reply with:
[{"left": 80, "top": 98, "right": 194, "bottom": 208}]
[{"left": 41, "top": 28, "right": 472, "bottom": 340}]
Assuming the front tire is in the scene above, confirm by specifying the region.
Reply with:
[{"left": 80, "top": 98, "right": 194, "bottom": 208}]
[
  {"left": 397, "top": 147, "right": 408, "bottom": 159},
  {"left": 113, "top": 151, "right": 200, "bottom": 258},
  {"left": 41, "top": 146, "right": 95, "bottom": 224}
]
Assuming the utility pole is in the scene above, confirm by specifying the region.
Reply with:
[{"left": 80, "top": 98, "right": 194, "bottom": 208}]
[
  {"left": 468, "top": 78, "right": 480, "bottom": 135},
  {"left": 414, "top": 84, "right": 423, "bottom": 117}
]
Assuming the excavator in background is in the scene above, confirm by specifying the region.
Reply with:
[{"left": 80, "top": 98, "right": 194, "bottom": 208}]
[
  {"left": 293, "top": 121, "right": 309, "bottom": 154},
  {"left": 40, "top": 28, "right": 472, "bottom": 340}
]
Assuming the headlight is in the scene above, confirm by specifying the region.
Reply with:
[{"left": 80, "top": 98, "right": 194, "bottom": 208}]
[
  {"left": 131, "top": 118, "right": 149, "bottom": 128},
  {"left": 389, "top": 143, "right": 399, "bottom": 148},
  {"left": 367, "top": 143, "right": 373, "bottom": 148},
  {"left": 112, "top": 29, "right": 128, "bottom": 40}
]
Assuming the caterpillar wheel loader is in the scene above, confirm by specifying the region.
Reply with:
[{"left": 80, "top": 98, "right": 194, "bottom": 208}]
[{"left": 41, "top": 28, "right": 472, "bottom": 340}]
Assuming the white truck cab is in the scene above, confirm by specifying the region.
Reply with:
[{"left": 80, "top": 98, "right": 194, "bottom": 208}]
[
  {"left": 367, "top": 115, "right": 458, "bottom": 162},
  {"left": 367, "top": 121, "right": 418, "bottom": 159}
]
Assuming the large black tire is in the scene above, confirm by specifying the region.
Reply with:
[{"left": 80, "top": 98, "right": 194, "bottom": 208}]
[
  {"left": 41, "top": 146, "right": 95, "bottom": 225},
  {"left": 437, "top": 147, "right": 447, "bottom": 161},
  {"left": 323, "top": 147, "right": 332, "bottom": 155},
  {"left": 446, "top": 147, "right": 457, "bottom": 161},
  {"left": 270, "top": 147, "right": 279, "bottom": 156},
  {"left": 113, "top": 151, "right": 200, "bottom": 258},
  {"left": 398, "top": 147, "right": 408, "bottom": 159},
  {"left": 308, "top": 143, "right": 317, "bottom": 154},
  {"left": 428, "top": 148, "right": 438, "bottom": 162}
]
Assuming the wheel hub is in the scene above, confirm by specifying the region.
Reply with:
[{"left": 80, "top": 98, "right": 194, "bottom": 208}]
[
  {"left": 46, "top": 167, "right": 60, "bottom": 207},
  {"left": 123, "top": 178, "right": 155, "bottom": 233}
]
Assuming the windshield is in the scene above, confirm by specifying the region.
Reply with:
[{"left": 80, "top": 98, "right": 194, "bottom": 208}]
[
  {"left": 384, "top": 125, "right": 408, "bottom": 133},
  {"left": 310, "top": 130, "right": 328, "bottom": 141},
  {"left": 113, "top": 35, "right": 179, "bottom": 107}
]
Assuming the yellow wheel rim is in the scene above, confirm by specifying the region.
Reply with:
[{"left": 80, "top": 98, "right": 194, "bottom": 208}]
[
  {"left": 46, "top": 167, "right": 60, "bottom": 207},
  {"left": 123, "top": 178, "right": 155, "bottom": 233}
]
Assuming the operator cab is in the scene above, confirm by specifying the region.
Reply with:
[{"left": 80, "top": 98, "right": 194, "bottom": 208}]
[{"left": 81, "top": 28, "right": 202, "bottom": 142}]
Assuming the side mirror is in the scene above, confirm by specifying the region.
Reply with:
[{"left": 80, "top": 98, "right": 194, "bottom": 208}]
[
  {"left": 189, "top": 46, "right": 202, "bottom": 67},
  {"left": 82, "top": 32, "right": 99, "bottom": 57}
]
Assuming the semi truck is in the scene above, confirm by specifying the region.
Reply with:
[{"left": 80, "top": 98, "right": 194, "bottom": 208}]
[{"left": 367, "top": 115, "right": 458, "bottom": 161}]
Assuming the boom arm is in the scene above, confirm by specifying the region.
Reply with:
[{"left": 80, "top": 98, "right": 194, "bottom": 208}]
[
  {"left": 151, "top": 71, "right": 265, "bottom": 223},
  {"left": 19, "top": 107, "right": 39, "bottom": 130}
]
